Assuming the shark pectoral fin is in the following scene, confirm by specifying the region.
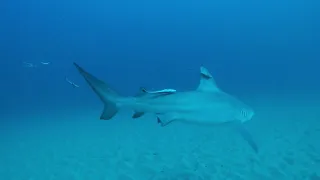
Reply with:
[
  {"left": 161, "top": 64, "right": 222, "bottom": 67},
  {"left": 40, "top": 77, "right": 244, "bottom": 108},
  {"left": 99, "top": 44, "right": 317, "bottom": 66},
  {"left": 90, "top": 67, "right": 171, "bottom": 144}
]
[
  {"left": 235, "top": 124, "right": 259, "bottom": 153},
  {"left": 132, "top": 111, "right": 145, "bottom": 119},
  {"left": 156, "top": 114, "right": 177, "bottom": 127},
  {"left": 157, "top": 117, "right": 175, "bottom": 127}
]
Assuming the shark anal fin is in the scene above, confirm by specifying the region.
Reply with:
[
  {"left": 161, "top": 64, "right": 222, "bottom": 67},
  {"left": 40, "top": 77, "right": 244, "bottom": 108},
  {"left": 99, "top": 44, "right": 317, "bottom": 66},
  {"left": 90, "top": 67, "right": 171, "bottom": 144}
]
[
  {"left": 236, "top": 124, "right": 258, "bottom": 153},
  {"left": 132, "top": 111, "right": 145, "bottom": 119}
]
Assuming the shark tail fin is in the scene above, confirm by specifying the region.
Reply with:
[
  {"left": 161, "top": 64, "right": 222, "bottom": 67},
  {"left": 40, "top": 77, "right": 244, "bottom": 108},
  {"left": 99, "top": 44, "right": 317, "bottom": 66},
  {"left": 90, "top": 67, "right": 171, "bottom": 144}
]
[{"left": 73, "top": 62, "right": 120, "bottom": 120}]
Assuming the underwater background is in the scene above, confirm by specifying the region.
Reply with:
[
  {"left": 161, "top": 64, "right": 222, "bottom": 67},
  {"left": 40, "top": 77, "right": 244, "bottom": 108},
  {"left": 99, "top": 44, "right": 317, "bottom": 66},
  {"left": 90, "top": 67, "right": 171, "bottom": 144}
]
[{"left": 1, "top": 0, "right": 319, "bottom": 179}]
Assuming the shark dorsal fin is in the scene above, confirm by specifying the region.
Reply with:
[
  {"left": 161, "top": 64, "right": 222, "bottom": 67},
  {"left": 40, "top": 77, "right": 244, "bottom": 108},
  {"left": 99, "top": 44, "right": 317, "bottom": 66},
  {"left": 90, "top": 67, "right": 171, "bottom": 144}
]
[{"left": 197, "top": 66, "right": 220, "bottom": 92}]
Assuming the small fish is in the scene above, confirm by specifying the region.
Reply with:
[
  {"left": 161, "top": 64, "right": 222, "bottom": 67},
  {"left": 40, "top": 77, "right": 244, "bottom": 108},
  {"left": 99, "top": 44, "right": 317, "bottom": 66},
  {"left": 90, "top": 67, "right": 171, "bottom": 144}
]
[
  {"left": 65, "top": 77, "right": 80, "bottom": 88},
  {"left": 142, "top": 88, "right": 177, "bottom": 94},
  {"left": 23, "top": 62, "right": 37, "bottom": 68},
  {"left": 40, "top": 62, "right": 51, "bottom": 65}
]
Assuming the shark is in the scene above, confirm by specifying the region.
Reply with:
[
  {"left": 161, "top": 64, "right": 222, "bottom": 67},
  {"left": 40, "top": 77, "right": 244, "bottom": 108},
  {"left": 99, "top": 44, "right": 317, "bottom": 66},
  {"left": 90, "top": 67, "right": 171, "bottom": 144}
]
[{"left": 73, "top": 63, "right": 258, "bottom": 153}]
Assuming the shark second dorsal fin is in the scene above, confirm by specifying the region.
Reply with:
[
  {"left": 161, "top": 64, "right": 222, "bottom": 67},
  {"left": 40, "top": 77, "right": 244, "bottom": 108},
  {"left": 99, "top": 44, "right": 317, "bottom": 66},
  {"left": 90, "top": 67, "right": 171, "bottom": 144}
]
[
  {"left": 197, "top": 66, "right": 220, "bottom": 92},
  {"left": 134, "top": 87, "right": 148, "bottom": 97}
]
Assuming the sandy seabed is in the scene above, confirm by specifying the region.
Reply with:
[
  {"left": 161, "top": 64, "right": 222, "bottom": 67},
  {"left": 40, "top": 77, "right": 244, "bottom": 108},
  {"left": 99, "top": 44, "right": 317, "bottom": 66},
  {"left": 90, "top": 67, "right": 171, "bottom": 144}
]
[{"left": 0, "top": 95, "right": 319, "bottom": 180}]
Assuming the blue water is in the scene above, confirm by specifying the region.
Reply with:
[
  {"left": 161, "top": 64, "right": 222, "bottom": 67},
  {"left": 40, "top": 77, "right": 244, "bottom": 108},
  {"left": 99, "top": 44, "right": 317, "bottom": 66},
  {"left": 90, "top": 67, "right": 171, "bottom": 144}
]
[{"left": 1, "top": 0, "right": 319, "bottom": 179}]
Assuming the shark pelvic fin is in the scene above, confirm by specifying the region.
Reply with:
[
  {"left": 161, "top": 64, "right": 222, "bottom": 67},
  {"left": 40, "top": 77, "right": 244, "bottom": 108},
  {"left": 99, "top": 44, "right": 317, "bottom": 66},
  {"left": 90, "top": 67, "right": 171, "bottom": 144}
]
[{"left": 197, "top": 66, "right": 220, "bottom": 92}]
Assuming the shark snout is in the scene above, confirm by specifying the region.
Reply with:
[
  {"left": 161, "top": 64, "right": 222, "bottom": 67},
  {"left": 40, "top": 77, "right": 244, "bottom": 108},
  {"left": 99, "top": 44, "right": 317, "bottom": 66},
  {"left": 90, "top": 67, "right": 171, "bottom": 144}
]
[{"left": 247, "top": 110, "right": 255, "bottom": 121}]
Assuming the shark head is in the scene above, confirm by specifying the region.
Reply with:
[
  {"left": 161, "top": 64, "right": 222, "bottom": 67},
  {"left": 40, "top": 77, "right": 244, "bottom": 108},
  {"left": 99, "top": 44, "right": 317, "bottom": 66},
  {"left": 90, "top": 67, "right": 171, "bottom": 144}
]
[{"left": 197, "top": 66, "right": 255, "bottom": 124}]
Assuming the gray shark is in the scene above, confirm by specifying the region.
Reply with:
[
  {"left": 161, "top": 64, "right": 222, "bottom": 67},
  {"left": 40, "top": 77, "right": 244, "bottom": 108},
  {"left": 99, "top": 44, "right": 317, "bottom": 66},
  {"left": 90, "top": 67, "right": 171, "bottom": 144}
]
[{"left": 74, "top": 63, "right": 258, "bottom": 153}]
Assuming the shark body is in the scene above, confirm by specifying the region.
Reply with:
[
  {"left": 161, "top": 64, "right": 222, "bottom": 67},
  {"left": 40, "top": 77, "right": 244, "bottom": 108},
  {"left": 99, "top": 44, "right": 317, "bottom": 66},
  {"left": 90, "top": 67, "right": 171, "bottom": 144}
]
[{"left": 74, "top": 63, "right": 258, "bottom": 153}]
